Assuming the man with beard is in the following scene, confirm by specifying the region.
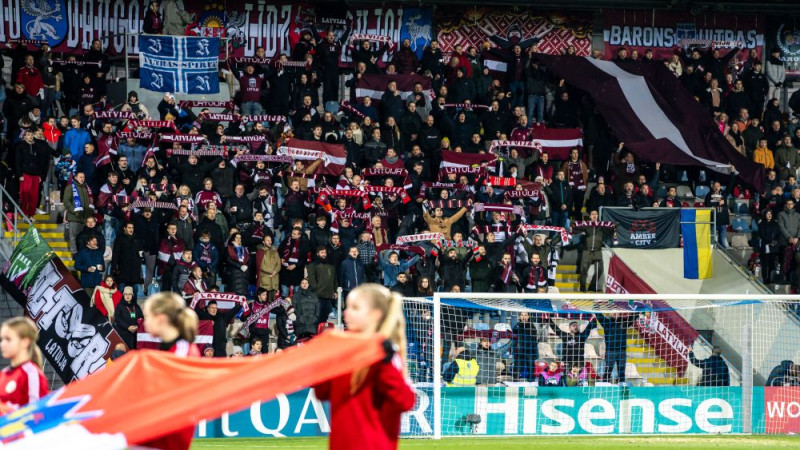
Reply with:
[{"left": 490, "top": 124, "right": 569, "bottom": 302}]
[{"left": 392, "top": 38, "right": 420, "bottom": 74}]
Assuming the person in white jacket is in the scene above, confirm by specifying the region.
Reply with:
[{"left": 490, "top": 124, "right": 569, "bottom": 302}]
[{"left": 766, "top": 47, "right": 786, "bottom": 108}]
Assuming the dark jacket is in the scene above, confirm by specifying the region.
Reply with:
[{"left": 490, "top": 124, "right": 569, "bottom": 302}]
[
  {"left": 293, "top": 288, "right": 320, "bottom": 337},
  {"left": 439, "top": 250, "right": 473, "bottom": 291},
  {"left": 338, "top": 255, "right": 365, "bottom": 291},
  {"left": 195, "top": 217, "right": 223, "bottom": 252},
  {"left": 75, "top": 247, "right": 104, "bottom": 288},
  {"left": 112, "top": 233, "right": 144, "bottom": 284},
  {"left": 307, "top": 256, "right": 338, "bottom": 299},
  {"left": 113, "top": 299, "right": 144, "bottom": 349},
  {"left": 76, "top": 225, "right": 106, "bottom": 252},
  {"left": 688, "top": 351, "right": 730, "bottom": 387},
  {"left": 15, "top": 139, "right": 50, "bottom": 177},
  {"left": 196, "top": 303, "right": 243, "bottom": 357},
  {"left": 596, "top": 313, "right": 635, "bottom": 352},
  {"left": 468, "top": 255, "right": 494, "bottom": 293},
  {"left": 134, "top": 214, "right": 161, "bottom": 254},
  {"left": 547, "top": 179, "right": 573, "bottom": 210},
  {"left": 551, "top": 318, "right": 597, "bottom": 368},
  {"left": 766, "top": 360, "right": 799, "bottom": 386},
  {"left": 171, "top": 260, "right": 193, "bottom": 294}
]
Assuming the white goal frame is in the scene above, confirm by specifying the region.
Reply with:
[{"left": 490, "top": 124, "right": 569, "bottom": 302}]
[{"left": 430, "top": 292, "right": 800, "bottom": 439}]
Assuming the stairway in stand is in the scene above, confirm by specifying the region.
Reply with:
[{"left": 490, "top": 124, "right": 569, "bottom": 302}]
[{"left": 4, "top": 215, "right": 73, "bottom": 270}]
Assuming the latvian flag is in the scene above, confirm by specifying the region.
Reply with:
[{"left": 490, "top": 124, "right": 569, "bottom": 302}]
[
  {"left": 355, "top": 74, "right": 434, "bottom": 108},
  {"left": 0, "top": 333, "right": 386, "bottom": 449},
  {"left": 532, "top": 128, "right": 584, "bottom": 160},
  {"left": 277, "top": 139, "right": 347, "bottom": 176},
  {"left": 441, "top": 150, "right": 497, "bottom": 170},
  {"left": 534, "top": 54, "right": 763, "bottom": 191},
  {"left": 137, "top": 320, "right": 213, "bottom": 350}
]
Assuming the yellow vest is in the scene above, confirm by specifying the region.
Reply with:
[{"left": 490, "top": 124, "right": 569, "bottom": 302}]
[{"left": 448, "top": 358, "right": 479, "bottom": 387}]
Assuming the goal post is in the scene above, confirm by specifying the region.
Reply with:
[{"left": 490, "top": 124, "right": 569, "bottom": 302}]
[{"left": 400, "top": 293, "right": 800, "bottom": 438}]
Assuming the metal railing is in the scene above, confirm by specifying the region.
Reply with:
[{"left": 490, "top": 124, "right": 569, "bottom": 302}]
[{"left": 0, "top": 183, "right": 35, "bottom": 247}]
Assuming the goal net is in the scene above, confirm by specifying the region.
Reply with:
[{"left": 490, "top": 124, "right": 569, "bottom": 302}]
[{"left": 401, "top": 293, "right": 800, "bottom": 438}]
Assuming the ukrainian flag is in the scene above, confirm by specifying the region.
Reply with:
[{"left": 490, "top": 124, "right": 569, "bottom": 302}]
[{"left": 681, "top": 209, "right": 713, "bottom": 279}]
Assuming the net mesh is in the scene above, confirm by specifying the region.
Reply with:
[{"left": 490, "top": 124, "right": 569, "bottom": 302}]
[{"left": 401, "top": 294, "right": 800, "bottom": 437}]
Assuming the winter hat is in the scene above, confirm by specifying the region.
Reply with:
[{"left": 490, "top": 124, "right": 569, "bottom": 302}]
[{"left": 123, "top": 286, "right": 134, "bottom": 295}]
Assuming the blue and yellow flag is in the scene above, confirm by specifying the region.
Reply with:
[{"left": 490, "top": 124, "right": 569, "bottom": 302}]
[{"left": 681, "top": 209, "right": 713, "bottom": 279}]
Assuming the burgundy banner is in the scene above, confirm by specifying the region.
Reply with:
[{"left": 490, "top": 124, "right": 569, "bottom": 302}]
[
  {"left": 605, "top": 254, "right": 699, "bottom": 376},
  {"left": 602, "top": 10, "right": 764, "bottom": 61}
]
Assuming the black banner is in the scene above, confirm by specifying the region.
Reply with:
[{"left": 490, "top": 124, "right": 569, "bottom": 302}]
[
  {"left": 766, "top": 17, "right": 800, "bottom": 78},
  {"left": 601, "top": 208, "right": 681, "bottom": 249},
  {"left": 0, "top": 258, "right": 124, "bottom": 383}
]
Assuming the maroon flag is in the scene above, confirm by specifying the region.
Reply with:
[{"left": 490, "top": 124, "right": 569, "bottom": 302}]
[
  {"left": 535, "top": 54, "right": 764, "bottom": 192},
  {"left": 278, "top": 139, "right": 346, "bottom": 176},
  {"left": 441, "top": 150, "right": 497, "bottom": 169},
  {"left": 355, "top": 74, "right": 433, "bottom": 108},
  {"left": 532, "top": 128, "right": 584, "bottom": 160},
  {"left": 137, "top": 320, "right": 213, "bottom": 350}
]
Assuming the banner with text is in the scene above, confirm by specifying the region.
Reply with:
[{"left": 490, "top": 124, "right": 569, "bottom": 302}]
[
  {"left": 765, "top": 18, "right": 800, "bottom": 78},
  {"left": 602, "top": 10, "right": 764, "bottom": 61},
  {"left": 601, "top": 208, "right": 681, "bottom": 249},
  {"left": 199, "top": 386, "right": 757, "bottom": 437},
  {"left": 0, "top": 230, "right": 124, "bottom": 383},
  {"left": 0, "top": 1, "right": 431, "bottom": 64}
]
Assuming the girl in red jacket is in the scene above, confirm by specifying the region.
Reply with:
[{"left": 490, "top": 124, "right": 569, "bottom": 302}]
[
  {"left": 0, "top": 317, "right": 48, "bottom": 414},
  {"left": 141, "top": 292, "right": 200, "bottom": 449},
  {"left": 314, "top": 284, "right": 416, "bottom": 450}
]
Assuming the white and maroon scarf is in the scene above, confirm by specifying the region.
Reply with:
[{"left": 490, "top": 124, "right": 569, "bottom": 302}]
[
  {"left": 518, "top": 225, "right": 571, "bottom": 245},
  {"left": 396, "top": 232, "right": 444, "bottom": 244},
  {"left": 189, "top": 292, "right": 249, "bottom": 314},
  {"left": 473, "top": 203, "right": 524, "bottom": 215}
]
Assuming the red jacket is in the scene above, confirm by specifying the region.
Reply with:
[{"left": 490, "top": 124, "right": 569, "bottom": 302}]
[
  {"left": 43, "top": 122, "right": 61, "bottom": 145},
  {"left": 15, "top": 66, "right": 44, "bottom": 97},
  {"left": 314, "top": 355, "right": 415, "bottom": 450},
  {"left": 0, "top": 361, "right": 48, "bottom": 411}
]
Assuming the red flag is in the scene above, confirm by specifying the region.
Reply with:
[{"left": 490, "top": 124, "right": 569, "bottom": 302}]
[
  {"left": 355, "top": 74, "right": 433, "bottom": 108},
  {"left": 0, "top": 332, "right": 386, "bottom": 448},
  {"left": 278, "top": 139, "right": 347, "bottom": 176},
  {"left": 137, "top": 320, "right": 213, "bottom": 350},
  {"left": 441, "top": 150, "right": 497, "bottom": 169},
  {"left": 532, "top": 127, "right": 584, "bottom": 160}
]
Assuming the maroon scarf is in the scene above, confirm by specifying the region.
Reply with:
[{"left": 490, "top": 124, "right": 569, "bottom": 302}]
[{"left": 282, "top": 238, "right": 301, "bottom": 264}]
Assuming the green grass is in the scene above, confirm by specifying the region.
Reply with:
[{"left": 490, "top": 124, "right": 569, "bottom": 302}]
[{"left": 192, "top": 435, "right": 800, "bottom": 449}]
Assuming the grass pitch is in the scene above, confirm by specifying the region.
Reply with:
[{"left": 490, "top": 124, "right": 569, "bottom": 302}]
[{"left": 192, "top": 435, "right": 800, "bottom": 449}]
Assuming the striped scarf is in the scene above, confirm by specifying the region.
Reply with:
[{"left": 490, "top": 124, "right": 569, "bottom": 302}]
[{"left": 396, "top": 232, "right": 444, "bottom": 244}]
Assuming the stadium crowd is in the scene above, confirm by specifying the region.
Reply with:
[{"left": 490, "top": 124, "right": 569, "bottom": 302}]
[{"left": 1, "top": 17, "right": 798, "bottom": 361}]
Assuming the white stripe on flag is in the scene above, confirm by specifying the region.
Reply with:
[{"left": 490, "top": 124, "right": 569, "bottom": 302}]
[
  {"left": 536, "top": 138, "right": 584, "bottom": 148},
  {"left": 484, "top": 60, "right": 508, "bottom": 72},
  {"left": 441, "top": 161, "right": 469, "bottom": 169},
  {"left": 586, "top": 58, "right": 727, "bottom": 170},
  {"left": 356, "top": 88, "right": 413, "bottom": 99}
]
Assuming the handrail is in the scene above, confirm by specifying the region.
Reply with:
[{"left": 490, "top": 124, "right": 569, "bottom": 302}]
[{"left": 0, "top": 183, "right": 35, "bottom": 247}]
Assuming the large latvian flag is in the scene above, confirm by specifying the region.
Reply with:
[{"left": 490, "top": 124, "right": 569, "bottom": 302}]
[
  {"left": 681, "top": 209, "right": 713, "bottom": 279},
  {"left": 140, "top": 36, "right": 219, "bottom": 94},
  {"left": 534, "top": 54, "right": 764, "bottom": 192}
]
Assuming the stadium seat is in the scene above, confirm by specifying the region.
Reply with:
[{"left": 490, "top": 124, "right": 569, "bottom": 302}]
[
  {"left": 676, "top": 185, "right": 693, "bottom": 198},
  {"left": 584, "top": 343, "right": 601, "bottom": 364},
  {"left": 538, "top": 342, "right": 557, "bottom": 360},
  {"left": 731, "top": 218, "right": 749, "bottom": 232},
  {"left": 694, "top": 185, "right": 710, "bottom": 198},
  {"left": 625, "top": 363, "right": 643, "bottom": 380},
  {"left": 681, "top": 201, "right": 691, "bottom": 207},
  {"left": 734, "top": 201, "right": 750, "bottom": 215},
  {"left": 534, "top": 361, "right": 549, "bottom": 378},
  {"left": 730, "top": 234, "right": 750, "bottom": 249}
]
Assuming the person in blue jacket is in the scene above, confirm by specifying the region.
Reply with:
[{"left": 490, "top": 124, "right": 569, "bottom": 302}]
[
  {"left": 378, "top": 250, "right": 420, "bottom": 288},
  {"left": 688, "top": 345, "right": 730, "bottom": 387},
  {"left": 74, "top": 236, "right": 105, "bottom": 295},
  {"left": 62, "top": 116, "right": 92, "bottom": 161}
]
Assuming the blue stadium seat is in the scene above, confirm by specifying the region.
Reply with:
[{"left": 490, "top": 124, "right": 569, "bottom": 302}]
[{"left": 695, "top": 185, "right": 710, "bottom": 198}]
